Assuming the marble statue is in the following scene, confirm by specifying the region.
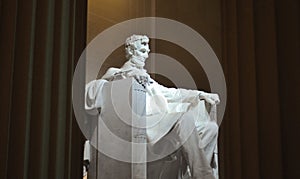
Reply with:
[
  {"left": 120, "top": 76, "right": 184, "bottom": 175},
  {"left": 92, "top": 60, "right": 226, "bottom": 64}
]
[{"left": 85, "top": 35, "right": 220, "bottom": 179}]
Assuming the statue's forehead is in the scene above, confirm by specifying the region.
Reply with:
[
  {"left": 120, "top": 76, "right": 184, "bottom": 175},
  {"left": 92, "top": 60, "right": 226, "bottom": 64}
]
[
  {"left": 140, "top": 37, "right": 149, "bottom": 43},
  {"left": 132, "top": 37, "right": 148, "bottom": 44}
]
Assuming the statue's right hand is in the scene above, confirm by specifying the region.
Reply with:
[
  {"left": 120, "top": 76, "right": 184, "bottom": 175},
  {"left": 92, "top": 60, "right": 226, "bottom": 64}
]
[{"left": 126, "top": 68, "right": 150, "bottom": 85}]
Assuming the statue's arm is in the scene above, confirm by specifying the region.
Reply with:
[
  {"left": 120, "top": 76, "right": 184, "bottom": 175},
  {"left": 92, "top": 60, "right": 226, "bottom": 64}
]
[
  {"left": 152, "top": 80, "right": 220, "bottom": 105},
  {"left": 101, "top": 67, "right": 122, "bottom": 81},
  {"left": 101, "top": 62, "right": 148, "bottom": 82},
  {"left": 151, "top": 80, "right": 200, "bottom": 102}
]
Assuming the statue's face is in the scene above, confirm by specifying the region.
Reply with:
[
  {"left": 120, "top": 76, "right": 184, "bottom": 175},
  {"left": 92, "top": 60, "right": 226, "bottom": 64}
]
[{"left": 132, "top": 38, "right": 150, "bottom": 60}]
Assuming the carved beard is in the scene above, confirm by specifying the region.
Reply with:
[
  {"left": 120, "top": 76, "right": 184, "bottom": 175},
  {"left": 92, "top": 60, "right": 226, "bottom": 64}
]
[{"left": 129, "top": 56, "right": 145, "bottom": 69}]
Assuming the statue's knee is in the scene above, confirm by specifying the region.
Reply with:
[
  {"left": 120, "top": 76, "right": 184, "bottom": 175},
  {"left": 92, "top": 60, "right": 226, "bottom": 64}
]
[{"left": 206, "top": 121, "right": 219, "bottom": 136}]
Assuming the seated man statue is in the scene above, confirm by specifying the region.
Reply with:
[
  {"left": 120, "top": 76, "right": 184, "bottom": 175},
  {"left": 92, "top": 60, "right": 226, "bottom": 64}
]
[{"left": 85, "top": 35, "right": 220, "bottom": 179}]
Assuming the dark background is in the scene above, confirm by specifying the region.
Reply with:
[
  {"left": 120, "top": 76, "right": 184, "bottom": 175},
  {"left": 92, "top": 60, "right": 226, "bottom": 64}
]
[{"left": 1, "top": 0, "right": 299, "bottom": 178}]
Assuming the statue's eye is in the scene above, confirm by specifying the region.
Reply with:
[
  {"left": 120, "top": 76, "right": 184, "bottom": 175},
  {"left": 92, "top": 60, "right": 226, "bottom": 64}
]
[{"left": 142, "top": 42, "right": 147, "bottom": 45}]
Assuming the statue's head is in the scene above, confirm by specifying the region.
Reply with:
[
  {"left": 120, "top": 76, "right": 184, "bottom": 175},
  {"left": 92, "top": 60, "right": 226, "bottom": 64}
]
[{"left": 125, "top": 35, "right": 150, "bottom": 60}]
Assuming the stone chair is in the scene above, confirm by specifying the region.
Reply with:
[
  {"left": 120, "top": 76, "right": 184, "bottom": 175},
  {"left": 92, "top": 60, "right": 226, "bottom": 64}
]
[{"left": 84, "top": 78, "right": 219, "bottom": 179}]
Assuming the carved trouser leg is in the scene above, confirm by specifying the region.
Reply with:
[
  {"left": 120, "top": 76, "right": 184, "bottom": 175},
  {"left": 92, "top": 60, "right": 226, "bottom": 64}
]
[
  {"left": 173, "top": 112, "right": 216, "bottom": 179},
  {"left": 151, "top": 112, "right": 216, "bottom": 179},
  {"left": 196, "top": 119, "right": 219, "bottom": 166}
]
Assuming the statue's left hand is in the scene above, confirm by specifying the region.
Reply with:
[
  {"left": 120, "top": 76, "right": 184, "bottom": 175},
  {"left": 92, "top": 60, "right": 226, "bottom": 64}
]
[{"left": 199, "top": 92, "right": 220, "bottom": 105}]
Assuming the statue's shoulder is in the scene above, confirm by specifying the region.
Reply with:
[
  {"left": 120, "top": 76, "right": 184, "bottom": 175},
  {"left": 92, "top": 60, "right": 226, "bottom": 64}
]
[{"left": 121, "top": 61, "right": 135, "bottom": 70}]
